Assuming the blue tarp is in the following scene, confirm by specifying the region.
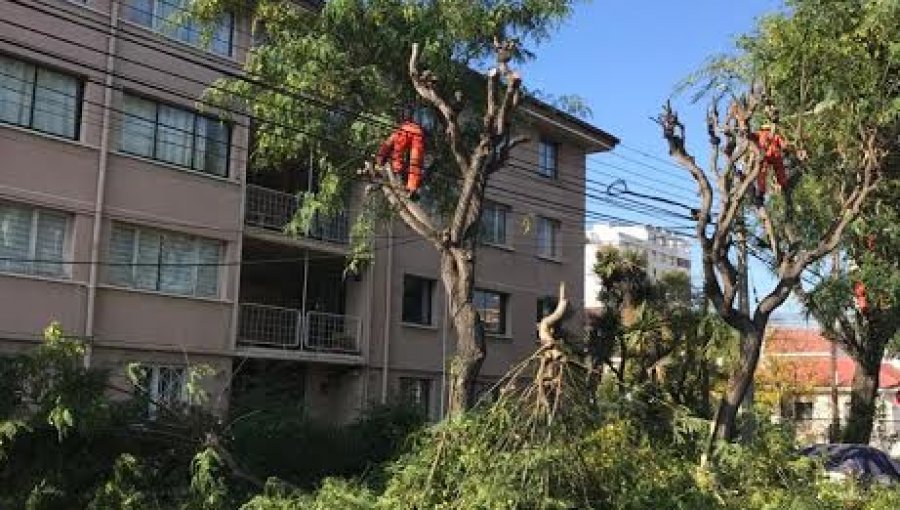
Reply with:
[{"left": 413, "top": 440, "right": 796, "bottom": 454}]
[{"left": 800, "top": 444, "right": 900, "bottom": 483}]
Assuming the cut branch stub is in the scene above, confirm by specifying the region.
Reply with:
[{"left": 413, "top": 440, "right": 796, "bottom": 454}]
[{"left": 538, "top": 282, "right": 568, "bottom": 347}]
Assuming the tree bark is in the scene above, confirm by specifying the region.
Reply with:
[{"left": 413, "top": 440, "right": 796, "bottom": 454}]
[
  {"left": 442, "top": 250, "right": 486, "bottom": 417},
  {"left": 712, "top": 327, "right": 763, "bottom": 442},
  {"left": 841, "top": 354, "right": 882, "bottom": 444}
]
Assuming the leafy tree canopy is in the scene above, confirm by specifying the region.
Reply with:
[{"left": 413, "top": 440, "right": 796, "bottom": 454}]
[{"left": 189, "top": 0, "right": 579, "bottom": 266}]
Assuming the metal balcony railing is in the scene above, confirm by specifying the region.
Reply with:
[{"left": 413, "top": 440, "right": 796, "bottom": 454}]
[
  {"left": 237, "top": 303, "right": 301, "bottom": 349},
  {"left": 237, "top": 303, "right": 362, "bottom": 356},
  {"left": 244, "top": 184, "right": 349, "bottom": 244},
  {"left": 305, "top": 311, "right": 362, "bottom": 353}
]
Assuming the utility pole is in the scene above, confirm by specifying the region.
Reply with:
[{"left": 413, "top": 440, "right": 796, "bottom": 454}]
[
  {"left": 736, "top": 213, "right": 755, "bottom": 436},
  {"left": 828, "top": 251, "right": 841, "bottom": 441}
]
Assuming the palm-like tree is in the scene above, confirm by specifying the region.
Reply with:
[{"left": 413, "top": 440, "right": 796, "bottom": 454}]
[{"left": 593, "top": 246, "right": 653, "bottom": 327}]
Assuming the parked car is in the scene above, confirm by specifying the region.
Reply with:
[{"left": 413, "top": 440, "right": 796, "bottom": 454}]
[{"left": 800, "top": 444, "right": 900, "bottom": 485}]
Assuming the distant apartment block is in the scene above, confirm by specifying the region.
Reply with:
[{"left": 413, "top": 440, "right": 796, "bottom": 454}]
[
  {"left": 0, "top": 0, "right": 618, "bottom": 423},
  {"left": 583, "top": 223, "right": 691, "bottom": 309}
]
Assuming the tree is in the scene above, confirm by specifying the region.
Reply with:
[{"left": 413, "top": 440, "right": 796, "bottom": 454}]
[
  {"left": 189, "top": 0, "right": 578, "bottom": 416},
  {"left": 795, "top": 179, "right": 900, "bottom": 443},
  {"left": 589, "top": 246, "right": 732, "bottom": 416},
  {"left": 661, "top": 0, "right": 897, "bottom": 442}
]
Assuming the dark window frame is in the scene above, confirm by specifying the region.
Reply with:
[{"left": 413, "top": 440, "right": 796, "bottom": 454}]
[
  {"left": 402, "top": 274, "right": 435, "bottom": 326},
  {"left": 536, "top": 216, "right": 561, "bottom": 259},
  {"left": 107, "top": 222, "right": 222, "bottom": 298},
  {"left": 537, "top": 138, "right": 559, "bottom": 179},
  {"left": 122, "top": 0, "right": 235, "bottom": 57},
  {"left": 0, "top": 53, "right": 83, "bottom": 140},
  {"left": 793, "top": 401, "right": 814, "bottom": 421},
  {"left": 399, "top": 377, "right": 432, "bottom": 417},
  {"left": 473, "top": 288, "right": 509, "bottom": 336},
  {"left": 120, "top": 91, "right": 231, "bottom": 178},
  {"left": 536, "top": 295, "right": 559, "bottom": 322},
  {"left": 480, "top": 201, "right": 510, "bottom": 246}
]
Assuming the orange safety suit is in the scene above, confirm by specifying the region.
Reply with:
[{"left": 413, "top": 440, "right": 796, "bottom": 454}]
[
  {"left": 853, "top": 281, "right": 868, "bottom": 313},
  {"left": 756, "top": 125, "right": 788, "bottom": 195},
  {"left": 376, "top": 121, "right": 425, "bottom": 194}
]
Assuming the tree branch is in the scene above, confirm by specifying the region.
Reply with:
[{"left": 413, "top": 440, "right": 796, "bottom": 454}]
[
  {"left": 799, "top": 142, "right": 881, "bottom": 267},
  {"left": 538, "top": 282, "right": 569, "bottom": 347},
  {"left": 366, "top": 162, "right": 443, "bottom": 249},
  {"left": 408, "top": 43, "right": 469, "bottom": 173}
]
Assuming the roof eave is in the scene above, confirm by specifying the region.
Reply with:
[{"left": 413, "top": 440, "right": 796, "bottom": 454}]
[{"left": 520, "top": 99, "right": 619, "bottom": 153}]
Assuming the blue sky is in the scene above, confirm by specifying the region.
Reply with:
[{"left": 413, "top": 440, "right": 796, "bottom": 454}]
[{"left": 521, "top": 0, "right": 811, "bottom": 324}]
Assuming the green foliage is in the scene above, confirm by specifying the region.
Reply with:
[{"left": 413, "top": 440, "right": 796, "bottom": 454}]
[
  {"left": 589, "top": 246, "right": 737, "bottom": 417},
  {"left": 246, "top": 374, "right": 900, "bottom": 509},
  {"left": 87, "top": 454, "right": 155, "bottom": 510},
  {"left": 185, "top": 448, "right": 229, "bottom": 510},
  {"left": 240, "top": 478, "right": 377, "bottom": 510},
  {"left": 5, "top": 323, "right": 900, "bottom": 508},
  {"left": 0, "top": 323, "right": 224, "bottom": 509},
  {"left": 187, "top": 0, "right": 579, "bottom": 268},
  {"left": 229, "top": 400, "right": 425, "bottom": 490}
]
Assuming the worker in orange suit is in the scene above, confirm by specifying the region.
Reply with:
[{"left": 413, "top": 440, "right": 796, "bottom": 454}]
[
  {"left": 853, "top": 281, "right": 869, "bottom": 313},
  {"left": 376, "top": 119, "right": 425, "bottom": 199},
  {"left": 755, "top": 122, "right": 788, "bottom": 203}
]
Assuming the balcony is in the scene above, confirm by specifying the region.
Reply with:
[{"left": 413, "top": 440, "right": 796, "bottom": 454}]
[
  {"left": 244, "top": 185, "right": 349, "bottom": 244},
  {"left": 237, "top": 303, "right": 363, "bottom": 361}
]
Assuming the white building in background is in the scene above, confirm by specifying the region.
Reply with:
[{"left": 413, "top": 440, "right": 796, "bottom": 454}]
[{"left": 584, "top": 223, "right": 691, "bottom": 309}]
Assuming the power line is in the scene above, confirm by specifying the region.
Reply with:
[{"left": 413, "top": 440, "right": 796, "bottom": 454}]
[
  {"left": 3, "top": 1, "right": 703, "bottom": 207},
  {"left": 1, "top": 3, "right": 705, "bottom": 233}
]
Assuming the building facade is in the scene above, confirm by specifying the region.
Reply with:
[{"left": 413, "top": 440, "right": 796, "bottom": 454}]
[
  {"left": 583, "top": 223, "right": 691, "bottom": 309},
  {"left": 0, "top": 0, "right": 618, "bottom": 422}
]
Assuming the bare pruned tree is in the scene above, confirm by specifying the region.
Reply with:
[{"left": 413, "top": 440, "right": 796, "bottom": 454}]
[
  {"left": 658, "top": 87, "right": 884, "bottom": 442},
  {"left": 365, "top": 39, "right": 528, "bottom": 416}
]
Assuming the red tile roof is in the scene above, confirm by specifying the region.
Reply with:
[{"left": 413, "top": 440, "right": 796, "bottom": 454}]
[
  {"left": 760, "top": 328, "right": 900, "bottom": 389},
  {"left": 765, "top": 328, "right": 836, "bottom": 354}
]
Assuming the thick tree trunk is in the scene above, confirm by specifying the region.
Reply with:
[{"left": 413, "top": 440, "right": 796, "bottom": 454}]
[
  {"left": 841, "top": 356, "right": 881, "bottom": 444},
  {"left": 711, "top": 327, "right": 763, "bottom": 442},
  {"left": 442, "top": 250, "right": 486, "bottom": 417}
]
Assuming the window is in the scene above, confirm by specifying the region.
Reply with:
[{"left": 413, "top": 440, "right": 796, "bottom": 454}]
[
  {"left": 480, "top": 201, "right": 509, "bottom": 246},
  {"left": 123, "top": 0, "right": 234, "bottom": 56},
  {"left": 536, "top": 216, "right": 561, "bottom": 259},
  {"left": 0, "top": 202, "right": 69, "bottom": 277},
  {"left": 538, "top": 139, "right": 558, "bottom": 178},
  {"left": 402, "top": 275, "right": 435, "bottom": 325},
  {"left": 399, "top": 377, "right": 431, "bottom": 417},
  {"left": 0, "top": 54, "right": 81, "bottom": 139},
  {"left": 133, "top": 365, "right": 187, "bottom": 419},
  {"left": 107, "top": 223, "right": 222, "bottom": 298},
  {"left": 536, "top": 295, "right": 559, "bottom": 322},
  {"left": 793, "top": 401, "right": 814, "bottom": 421},
  {"left": 473, "top": 289, "right": 508, "bottom": 335},
  {"left": 120, "top": 93, "right": 230, "bottom": 177}
]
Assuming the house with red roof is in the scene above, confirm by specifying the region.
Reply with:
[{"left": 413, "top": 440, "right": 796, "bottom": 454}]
[{"left": 757, "top": 328, "right": 900, "bottom": 455}]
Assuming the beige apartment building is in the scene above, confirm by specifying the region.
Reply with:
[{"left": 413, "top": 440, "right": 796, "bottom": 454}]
[{"left": 0, "top": 0, "right": 617, "bottom": 422}]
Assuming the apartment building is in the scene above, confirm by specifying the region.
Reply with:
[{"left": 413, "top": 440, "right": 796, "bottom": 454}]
[
  {"left": 0, "top": 0, "right": 618, "bottom": 423},
  {"left": 584, "top": 223, "right": 691, "bottom": 310}
]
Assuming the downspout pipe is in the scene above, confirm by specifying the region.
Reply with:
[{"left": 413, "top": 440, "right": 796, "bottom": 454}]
[
  {"left": 439, "top": 293, "right": 448, "bottom": 418},
  {"left": 84, "top": 0, "right": 120, "bottom": 367},
  {"left": 380, "top": 223, "right": 393, "bottom": 403}
]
